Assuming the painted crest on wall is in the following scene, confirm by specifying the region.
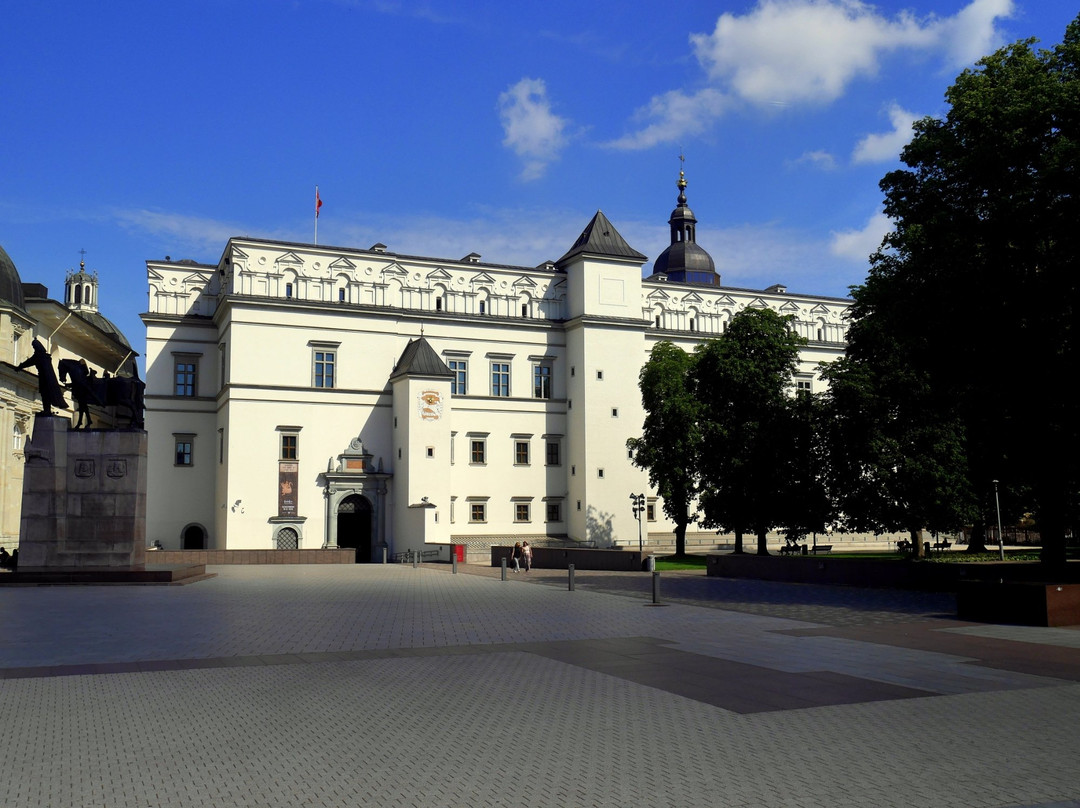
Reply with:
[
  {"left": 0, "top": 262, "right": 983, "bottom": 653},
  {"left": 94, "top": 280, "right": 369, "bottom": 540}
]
[{"left": 418, "top": 390, "right": 443, "bottom": 421}]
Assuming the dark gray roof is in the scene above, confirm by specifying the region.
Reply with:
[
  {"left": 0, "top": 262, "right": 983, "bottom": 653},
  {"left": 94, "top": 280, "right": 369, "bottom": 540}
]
[
  {"left": 389, "top": 337, "right": 453, "bottom": 381},
  {"left": 0, "top": 244, "right": 26, "bottom": 311},
  {"left": 556, "top": 211, "right": 647, "bottom": 267}
]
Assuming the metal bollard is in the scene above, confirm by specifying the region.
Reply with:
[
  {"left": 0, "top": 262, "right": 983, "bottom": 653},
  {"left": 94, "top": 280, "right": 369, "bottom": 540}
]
[
  {"left": 452, "top": 554, "right": 458, "bottom": 574},
  {"left": 382, "top": 546, "right": 387, "bottom": 564},
  {"left": 501, "top": 557, "right": 507, "bottom": 581},
  {"left": 651, "top": 570, "right": 661, "bottom": 604},
  {"left": 568, "top": 563, "right": 575, "bottom": 591},
  {"left": 412, "top": 550, "right": 418, "bottom": 569}
]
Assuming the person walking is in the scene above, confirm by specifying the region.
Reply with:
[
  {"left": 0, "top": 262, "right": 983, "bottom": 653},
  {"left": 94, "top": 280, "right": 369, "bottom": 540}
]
[
  {"left": 521, "top": 541, "right": 532, "bottom": 572},
  {"left": 510, "top": 542, "right": 523, "bottom": 572}
]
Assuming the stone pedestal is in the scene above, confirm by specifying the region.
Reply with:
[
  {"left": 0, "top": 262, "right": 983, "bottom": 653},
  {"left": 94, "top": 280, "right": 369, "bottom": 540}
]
[{"left": 19, "top": 415, "right": 147, "bottom": 569}]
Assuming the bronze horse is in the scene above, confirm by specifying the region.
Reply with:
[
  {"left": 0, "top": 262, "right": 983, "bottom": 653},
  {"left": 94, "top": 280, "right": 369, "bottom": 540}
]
[{"left": 58, "top": 359, "right": 145, "bottom": 429}]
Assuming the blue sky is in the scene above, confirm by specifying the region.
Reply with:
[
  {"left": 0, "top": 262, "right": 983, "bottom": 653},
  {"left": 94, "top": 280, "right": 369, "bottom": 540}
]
[{"left": 2, "top": 0, "right": 1076, "bottom": 362}]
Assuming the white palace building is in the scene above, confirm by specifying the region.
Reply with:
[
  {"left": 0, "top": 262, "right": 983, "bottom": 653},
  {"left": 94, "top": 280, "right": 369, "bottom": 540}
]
[{"left": 143, "top": 176, "right": 850, "bottom": 559}]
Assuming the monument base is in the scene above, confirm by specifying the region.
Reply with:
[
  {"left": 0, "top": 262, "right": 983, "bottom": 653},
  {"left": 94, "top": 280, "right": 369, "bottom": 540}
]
[{"left": 0, "top": 563, "right": 209, "bottom": 586}]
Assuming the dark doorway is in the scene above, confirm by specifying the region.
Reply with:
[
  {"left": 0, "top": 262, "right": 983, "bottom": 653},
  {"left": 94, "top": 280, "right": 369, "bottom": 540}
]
[
  {"left": 182, "top": 524, "right": 206, "bottom": 550},
  {"left": 337, "top": 494, "right": 373, "bottom": 562}
]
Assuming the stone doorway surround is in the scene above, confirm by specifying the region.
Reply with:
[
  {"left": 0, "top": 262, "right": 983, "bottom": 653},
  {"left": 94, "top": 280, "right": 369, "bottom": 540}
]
[{"left": 321, "top": 436, "right": 391, "bottom": 558}]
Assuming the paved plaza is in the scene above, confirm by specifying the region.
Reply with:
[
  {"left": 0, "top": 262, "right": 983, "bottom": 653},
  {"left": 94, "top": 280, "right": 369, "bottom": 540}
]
[{"left": 2, "top": 564, "right": 1080, "bottom": 807}]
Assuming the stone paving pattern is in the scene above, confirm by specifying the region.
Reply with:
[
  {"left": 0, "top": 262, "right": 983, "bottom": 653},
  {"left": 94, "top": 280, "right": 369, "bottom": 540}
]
[{"left": 1, "top": 563, "right": 1079, "bottom": 807}]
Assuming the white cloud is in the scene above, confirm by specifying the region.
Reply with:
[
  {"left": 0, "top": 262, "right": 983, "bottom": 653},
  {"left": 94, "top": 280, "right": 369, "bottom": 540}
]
[
  {"left": 852, "top": 103, "right": 919, "bottom": 164},
  {"left": 830, "top": 210, "right": 892, "bottom": 263},
  {"left": 498, "top": 78, "right": 569, "bottom": 180},
  {"left": 112, "top": 208, "right": 244, "bottom": 254},
  {"left": 793, "top": 149, "right": 838, "bottom": 171},
  {"left": 611, "top": 0, "right": 1014, "bottom": 149}
]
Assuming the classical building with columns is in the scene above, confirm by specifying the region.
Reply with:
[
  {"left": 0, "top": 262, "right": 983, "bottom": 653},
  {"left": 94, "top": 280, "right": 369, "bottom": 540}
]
[{"left": 142, "top": 177, "right": 850, "bottom": 558}]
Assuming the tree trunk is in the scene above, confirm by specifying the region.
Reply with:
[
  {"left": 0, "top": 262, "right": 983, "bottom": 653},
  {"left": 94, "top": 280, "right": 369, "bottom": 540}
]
[
  {"left": 1037, "top": 474, "right": 1068, "bottom": 569},
  {"left": 756, "top": 527, "right": 769, "bottom": 556},
  {"left": 911, "top": 528, "right": 926, "bottom": 559},
  {"left": 965, "top": 519, "right": 988, "bottom": 554},
  {"left": 674, "top": 520, "right": 687, "bottom": 558},
  {"left": 732, "top": 528, "right": 744, "bottom": 554}
]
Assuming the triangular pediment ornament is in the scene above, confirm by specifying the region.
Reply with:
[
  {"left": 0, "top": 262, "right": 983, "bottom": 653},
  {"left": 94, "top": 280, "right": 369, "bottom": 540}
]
[
  {"left": 329, "top": 257, "right": 356, "bottom": 271},
  {"left": 275, "top": 251, "right": 304, "bottom": 267},
  {"left": 382, "top": 263, "right": 408, "bottom": 277},
  {"left": 182, "top": 272, "right": 213, "bottom": 286},
  {"left": 715, "top": 294, "right": 737, "bottom": 306},
  {"left": 512, "top": 276, "right": 537, "bottom": 288},
  {"left": 809, "top": 303, "right": 832, "bottom": 315},
  {"left": 230, "top": 246, "right": 249, "bottom": 261},
  {"left": 646, "top": 288, "right": 671, "bottom": 301},
  {"left": 681, "top": 291, "right": 704, "bottom": 304},
  {"left": 779, "top": 300, "right": 801, "bottom": 313},
  {"left": 746, "top": 298, "right": 770, "bottom": 310},
  {"left": 426, "top": 268, "right": 453, "bottom": 281},
  {"left": 147, "top": 268, "right": 165, "bottom": 282},
  {"left": 470, "top": 272, "right": 496, "bottom": 286}
]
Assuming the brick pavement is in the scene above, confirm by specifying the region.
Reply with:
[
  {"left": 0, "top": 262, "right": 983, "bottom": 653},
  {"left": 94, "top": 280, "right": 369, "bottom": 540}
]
[{"left": 1, "top": 563, "right": 1079, "bottom": 807}]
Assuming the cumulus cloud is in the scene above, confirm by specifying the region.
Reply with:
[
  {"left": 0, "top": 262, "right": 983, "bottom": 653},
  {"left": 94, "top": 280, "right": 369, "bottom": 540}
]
[
  {"left": 498, "top": 78, "right": 569, "bottom": 180},
  {"left": 610, "top": 0, "right": 1014, "bottom": 149},
  {"left": 852, "top": 103, "right": 919, "bottom": 164},
  {"left": 830, "top": 210, "right": 892, "bottom": 263}
]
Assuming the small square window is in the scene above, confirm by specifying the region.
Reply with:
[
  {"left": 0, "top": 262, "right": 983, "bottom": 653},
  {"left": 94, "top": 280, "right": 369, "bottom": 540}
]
[
  {"left": 647, "top": 501, "right": 657, "bottom": 522},
  {"left": 515, "top": 502, "right": 530, "bottom": 523},
  {"left": 470, "top": 502, "right": 486, "bottom": 523},
  {"left": 174, "top": 437, "right": 194, "bottom": 466},
  {"left": 281, "top": 434, "right": 298, "bottom": 460},
  {"left": 597, "top": 468, "right": 605, "bottom": 479},
  {"left": 611, "top": 408, "right": 619, "bottom": 418},
  {"left": 596, "top": 370, "right": 604, "bottom": 380},
  {"left": 426, "top": 446, "right": 434, "bottom": 458},
  {"left": 546, "top": 502, "right": 562, "bottom": 522},
  {"left": 471, "top": 439, "right": 486, "bottom": 464},
  {"left": 515, "top": 440, "right": 530, "bottom": 465}
]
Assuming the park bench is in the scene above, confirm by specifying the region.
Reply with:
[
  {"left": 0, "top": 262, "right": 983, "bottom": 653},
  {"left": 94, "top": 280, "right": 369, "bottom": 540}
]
[
  {"left": 932, "top": 539, "right": 952, "bottom": 551},
  {"left": 779, "top": 543, "right": 804, "bottom": 556},
  {"left": 810, "top": 544, "right": 833, "bottom": 554}
]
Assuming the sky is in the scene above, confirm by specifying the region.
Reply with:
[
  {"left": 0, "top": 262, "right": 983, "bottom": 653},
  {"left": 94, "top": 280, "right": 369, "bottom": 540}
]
[{"left": 2, "top": 0, "right": 1076, "bottom": 365}]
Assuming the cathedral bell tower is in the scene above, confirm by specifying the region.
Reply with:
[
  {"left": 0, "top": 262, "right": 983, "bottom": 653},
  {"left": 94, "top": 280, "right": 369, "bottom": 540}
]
[{"left": 65, "top": 258, "right": 99, "bottom": 313}]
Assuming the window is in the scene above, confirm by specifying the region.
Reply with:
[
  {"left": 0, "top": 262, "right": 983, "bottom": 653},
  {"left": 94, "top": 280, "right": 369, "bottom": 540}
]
[
  {"left": 647, "top": 500, "right": 657, "bottom": 522},
  {"left": 611, "top": 408, "right": 619, "bottom": 418},
  {"left": 218, "top": 428, "right": 224, "bottom": 464},
  {"left": 174, "top": 357, "right": 197, "bottom": 397},
  {"left": 479, "top": 300, "right": 486, "bottom": 315},
  {"left": 514, "top": 440, "right": 530, "bottom": 465},
  {"left": 796, "top": 378, "right": 813, "bottom": 395},
  {"left": 174, "top": 435, "right": 194, "bottom": 466},
  {"left": 470, "top": 437, "right": 486, "bottom": 464},
  {"left": 219, "top": 344, "right": 227, "bottom": 389},
  {"left": 546, "top": 501, "right": 562, "bottom": 522},
  {"left": 491, "top": 362, "right": 510, "bottom": 397},
  {"left": 426, "top": 446, "right": 434, "bottom": 458},
  {"left": 596, "top": 370, "right": 604, "bottom": 380},
  {"left": 545, "top": 440, "right": 561, "bottom": 466},
  {"left": 450, "top": 497, "right": 456, "bottom": 523},
  {"left": 597, "top": 468, "right": 605, "bottom": 479},
  {"left": 275, "top": 527, "right": 299, "bottom": 550},
  {"left": 514, "top": 502, "right": 531, "bottom": 523},
  {"left": 451, "top": 432, "right": 456, "bottom": 465},
  {"left": 285, "top": 282, "right": 294, "bottom": 298},
  {"left": 470, "top": 502, "right": 486, "bottom": 523},
  {"left": 533, "top": 363, "right": 552, "bottom": 399},
  {"left": 521, "top": 303, "right": 528, "bottom": 317},
  {"left": 338, "top": 288, "right": 346, "bottom": 302},
  {"left": 314, "top": 350, "right": 335, "bottom": 388},
  {"left": 689, "top": 318, "right": 696, "bottom": 331},
  {"left": 449, "top": 359, "right": 467, "bottom": 395},
  {"left": 435, "top": 297, "right": 443, "bottom": 311},
  {"left": 281, "top": 434, "right": 298, "bottom": 460}
]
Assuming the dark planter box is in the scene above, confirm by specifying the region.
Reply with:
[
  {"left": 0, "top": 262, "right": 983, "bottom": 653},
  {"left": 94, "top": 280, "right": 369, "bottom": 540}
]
[
  {"left": 957, "top": 581, "right": 1080, "bottom": 627},
  {"left": 491, "top": 546, "right": 648, "bottom": 571}
]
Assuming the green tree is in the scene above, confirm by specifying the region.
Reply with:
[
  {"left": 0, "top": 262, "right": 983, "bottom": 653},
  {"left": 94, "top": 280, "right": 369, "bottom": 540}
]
[
  {"left": 775, "top": 389, "right": 832, "bottom": 547},
  {"left": 854, "top": 17, "right": 1080, "bottom": 565},
  {"left": 695, "top": 309, "right": 804, "bottom": 555},
  {"left": 627, "top": 341, "right": 700, "bottom": 557}
]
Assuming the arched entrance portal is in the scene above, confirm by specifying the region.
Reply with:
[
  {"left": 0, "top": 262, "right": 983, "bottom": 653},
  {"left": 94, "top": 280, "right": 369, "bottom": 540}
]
[
  {"left": 337, "top": 495, "right": 373, "bottom": 562},
  {"left": 182, "top": 524, "right": 206, "bottom": 550}
]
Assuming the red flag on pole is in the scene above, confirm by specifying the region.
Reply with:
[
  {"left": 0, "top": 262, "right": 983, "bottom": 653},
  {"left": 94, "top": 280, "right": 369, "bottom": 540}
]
[{"left": 316, "top": 188, "right": 323, "bottom": 218}]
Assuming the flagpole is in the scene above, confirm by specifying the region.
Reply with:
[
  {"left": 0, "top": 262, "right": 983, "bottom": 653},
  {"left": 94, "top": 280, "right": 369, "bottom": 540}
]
[{"left": 314, "top": 185, "right": 319, "bottom": 245}]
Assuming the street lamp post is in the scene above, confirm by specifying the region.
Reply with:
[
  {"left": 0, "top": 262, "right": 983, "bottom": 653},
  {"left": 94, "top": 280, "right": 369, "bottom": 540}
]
[
  {"left": 630, "top": 493, "right": 645, "bottom": 554},
  {"left": 992, "top": 479, "right": 1005, "bottom": 561}
]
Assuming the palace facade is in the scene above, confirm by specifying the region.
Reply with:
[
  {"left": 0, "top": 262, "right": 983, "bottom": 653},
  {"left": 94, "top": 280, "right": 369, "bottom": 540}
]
[{"left": 142, "top": 179, "right": 849, "bottom": 558}]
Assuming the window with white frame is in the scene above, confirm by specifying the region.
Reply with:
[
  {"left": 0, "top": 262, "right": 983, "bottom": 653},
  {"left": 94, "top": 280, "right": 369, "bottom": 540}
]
[
  {"left": 545, "top": 437, "right": 561, "bottom": 466},
  {"left": 533, "top": 362, "right": 552, "bottom": 399},
  {"left": 514, "top": 501, "right": 531, "bottom": 523},
  {"left": 545, "top": 499, "right": 563, "bottom": 522},
  {"left": 469, "top": 500, "right": 487, "bottom": 523},
  {"left": 514, "top": 438, "right": 530, "bottom": 466},
  {"left": 449, "top": 359, "right": 468, "bottom": 395},
  {"left": 469, "top": 434, "right": 487, "bottom": 465},
  {"left": 490, "top": 362, "right": 510, "bottom": 397},
  {"left": 173, "top": 354, "right": 199, "bottom": 397}
]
